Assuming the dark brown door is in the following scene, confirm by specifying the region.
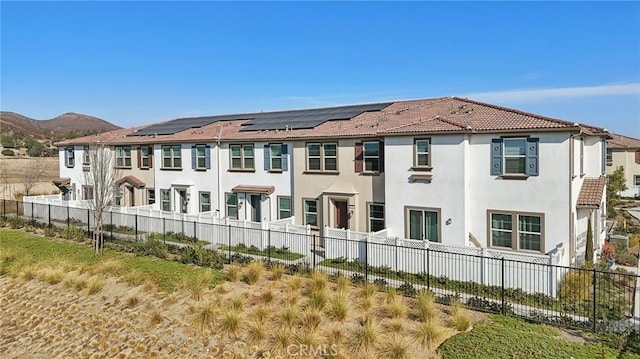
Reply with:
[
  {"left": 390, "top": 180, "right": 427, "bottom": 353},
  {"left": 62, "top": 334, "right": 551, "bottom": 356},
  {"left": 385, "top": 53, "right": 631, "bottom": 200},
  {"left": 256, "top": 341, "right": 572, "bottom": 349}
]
[
  {"left": 128, "top": 186, "right": 135, "bottom": 207},
  {"left": 334, "top": 200, "right": 348, "bottom": 229}
]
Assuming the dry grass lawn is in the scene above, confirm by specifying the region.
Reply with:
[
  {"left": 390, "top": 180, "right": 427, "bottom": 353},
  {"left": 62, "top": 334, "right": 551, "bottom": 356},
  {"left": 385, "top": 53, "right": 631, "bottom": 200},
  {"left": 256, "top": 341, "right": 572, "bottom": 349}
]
[
  {"left": 0, "top": 157, "right": 59, "bottom": 200},
  {"left": 0, "top": 258, "right": 486, "bottom": 358}
]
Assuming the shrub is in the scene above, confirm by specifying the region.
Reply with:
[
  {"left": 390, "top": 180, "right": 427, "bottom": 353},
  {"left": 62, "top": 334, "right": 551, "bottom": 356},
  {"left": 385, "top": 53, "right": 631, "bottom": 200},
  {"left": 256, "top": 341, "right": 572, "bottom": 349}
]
[
  {"left": 398, "top": 282, "right": 417, "bottom": 297},
  {"left": 559, "top": 269, "right": 591, "bottom": 302},
  {"left": 2, "top": 149, "right": 15, "bottom": 156},
  {"left": 8, "top": 216, "right": 25, "bottom": 229},
  {"left": 615, "top": 251, "right": 638, "bottom": 267},
  {"left": 351, "top": 273, "right": 366, "bottom": 285},
  {"left": 180, "top": 246, "right": 224, "bottom": 269}
]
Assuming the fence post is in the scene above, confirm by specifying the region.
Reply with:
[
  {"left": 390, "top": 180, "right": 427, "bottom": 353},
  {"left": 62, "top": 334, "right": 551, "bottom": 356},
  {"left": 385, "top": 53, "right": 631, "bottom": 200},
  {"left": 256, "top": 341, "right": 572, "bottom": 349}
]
[
  {"left": 31, "top": 201, "right": 34, "bottom": 221},
  {"left": 162, "top": 217, "right": 166, "bottom": 244},
  {"left": 501, "top": 257, "right": 505, "bottom": 315},
  {"left": 364, "top": 235, "right": 369, "bottom": 281},
  {"left": 16, "top": 200, "right": 19, "bottom": 216},
  {"left": 66, "top": 205, "right": 70, "bottom": 239},
  {"left": 135, "top": 214, "right": 138, "bottom": 240},
  {"left": 426, "top": 245, "right": 430, "bottom": 290},
  {"left": 48, "top": 204, "right": 51, "bottom": 226},
  {"left": 228, "top": 224, "right": 232, "bottom": 264},
  {"left": 193, "top": 221, "right": 197, "bottom": 241},
  {"left": 87, "top": 209, "right": 90, "bottom": 234},
  {"left": 2, "top": 199, "right": 5, "bottom": 218},
  {"left": 312, "top": 234, "right": 317, "bottom": 269},
  {"left": 110, "top": 211, "right": 114, "bottom": 239},
  {"left": 592, "top": 267, "right": 597, "bottom": 333},
  {"left": 267, "top": 229, "right": 271, "bottom": 264}
]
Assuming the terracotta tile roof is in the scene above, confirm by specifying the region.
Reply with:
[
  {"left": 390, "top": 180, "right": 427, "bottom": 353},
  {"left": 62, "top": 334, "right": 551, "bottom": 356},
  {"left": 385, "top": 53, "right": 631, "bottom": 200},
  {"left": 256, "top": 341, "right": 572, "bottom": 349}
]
[
  {"left": 231, "top": 185, "right": 275, "bottom": 195},
  {"left": 607, "top": 133, "right": 640, "bottom": 149},
  {"left": 577, "top": 176, "right": 606, "bottom": 208},
  {"left": 54, "top": 97, "right": 609, "bottom": 146},
  {"left": 52, "top": 177, "right": 71, "bottom": 186},
  {"left": 115, "top": 175, "right": 146, "bottom": 188}
]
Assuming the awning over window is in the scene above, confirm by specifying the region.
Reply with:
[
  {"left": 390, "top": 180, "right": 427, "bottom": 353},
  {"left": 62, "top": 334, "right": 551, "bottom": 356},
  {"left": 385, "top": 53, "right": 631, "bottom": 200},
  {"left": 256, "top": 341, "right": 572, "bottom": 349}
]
[
  {"left": 577, "top": 175, "right": 606, "bottom": 208},
  {"left": 52, "top": 177, "right": 71, "bottom": 188},
  {"left": 115, "top": 175, "right": 146, "bottom": 189},
  {"left": 231, "top": 185, "right": 275, "bottom": 195}
]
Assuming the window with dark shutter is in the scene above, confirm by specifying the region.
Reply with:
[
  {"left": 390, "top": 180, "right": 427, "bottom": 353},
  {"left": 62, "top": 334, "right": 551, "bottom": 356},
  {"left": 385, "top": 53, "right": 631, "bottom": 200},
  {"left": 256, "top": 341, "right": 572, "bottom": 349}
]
[
  {"left": 490, "top": 139, "right": 503, "bottom": 175},
  {"left": 355, "top": 143, "right": 363, "bottom": 172},
  {"left": 636, "top": 150, "right": 640, "bottom": 164},
  {"left": 525, "top": 138, "right": 539, "bottom": 176}
]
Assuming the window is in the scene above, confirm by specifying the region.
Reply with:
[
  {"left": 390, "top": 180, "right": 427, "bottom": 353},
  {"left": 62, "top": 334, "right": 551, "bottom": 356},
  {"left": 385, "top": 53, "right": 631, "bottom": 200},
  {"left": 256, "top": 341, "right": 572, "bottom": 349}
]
[
  {"left": 226, "top": 193, "right": 238, "bottom": 219},
  {"left": 368, "top": 203, "right": 385, "bottom": 232},
  {"left": 406, "top": 208, "right": 439, "bottom": 242},
  {"left": 192, "top": 145, "right": 210, "bottom": 170},
  {"left": 115, "top": 146, "right": 132, "bottom": 168},
  {"left": 162, "top": 145, "right": 182, "bottom": 169},
  {"left": 605, "top": 150, "right": 613, "bottom": 166},
  {"left": 304, "top": 199, "right": 318, "bottom": 227},
  {"left": 278, "top": 196, "right": 292, "bottom": 219},
  {"left": 491, "top": 137, "right": 539, "bottom": 176},
  {"left": 355, "top": 141, "right": 382, "bottom": 173},
  {"left": 307, "top": 143, "right": 337, "bottom": 171},
  {"left": 265, "top": 144, "right": 289, "bottom": 171},
  {"left": 230, "top": 144, "right": 254, "bottom": 170},
  {"left": 82, "top": 185, "right": 94, "bottom": 200},
  {"left": 199, "top": 192, "right": 211, "bottom": 212},
  {"left": 414, "top": 139, "right": 430, "bottom": 168},
  {"left": 489, "top": 211, "right": 543, "bottom": 252},
  {"left": 139, "top": 146, "right": 153, "bottom": 169},
  {"left": 579, "top": 138, "right": 584, "bottom": 175},
  {"left": 160, "top": 189, "right": 171, "bottom": 211},
  {"left": 82, "top": 146, "right": 90, "bottom": 166},
  {"left": 635, "top": 175, "right": 640, "bottom": 186},
  {"left": 64, "top": 147, "right": 75, "bottom": 168},
  {"left": 147, "top": 188, "right": 155, "bottom": 205},
  {"left": 114, "top": 186, "right": 122, "bottom": 206}
]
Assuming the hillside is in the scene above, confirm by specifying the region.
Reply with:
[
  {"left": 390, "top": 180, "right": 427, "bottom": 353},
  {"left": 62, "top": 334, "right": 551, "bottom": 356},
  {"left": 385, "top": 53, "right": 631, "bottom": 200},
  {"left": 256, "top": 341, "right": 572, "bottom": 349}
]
[{"left": 0, "top": 111, "right": 120, "bottom": 140}]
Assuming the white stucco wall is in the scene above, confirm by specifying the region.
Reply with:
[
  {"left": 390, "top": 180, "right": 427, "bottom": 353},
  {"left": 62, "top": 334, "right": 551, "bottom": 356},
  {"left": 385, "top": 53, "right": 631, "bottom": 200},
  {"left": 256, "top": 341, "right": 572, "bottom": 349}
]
[
  {"left": 219, "top": 141, "right": 293, "bottom": 222},
  {"left": 384, "top": 135, "right": 468, "bottom": 245},
  {"left": 152, "top": 143, "right": 218, "bottom": 215},
  {"left": 58, "top": 145, "right": 87, "bottom": 201}
]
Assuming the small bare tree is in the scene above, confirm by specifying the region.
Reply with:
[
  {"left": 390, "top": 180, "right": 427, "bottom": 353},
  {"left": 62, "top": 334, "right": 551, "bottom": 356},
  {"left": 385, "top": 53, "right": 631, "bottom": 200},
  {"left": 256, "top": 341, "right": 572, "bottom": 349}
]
[
  {"left": 85, "top": 143, "right": 120, "bottom": 254},
  {"left": 22, "top": 157, "right": 49, "bottom": 197}
]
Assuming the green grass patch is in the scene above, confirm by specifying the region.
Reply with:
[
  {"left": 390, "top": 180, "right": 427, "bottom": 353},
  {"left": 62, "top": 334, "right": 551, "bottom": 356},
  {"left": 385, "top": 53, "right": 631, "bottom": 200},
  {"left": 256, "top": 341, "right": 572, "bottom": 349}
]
[
  {"left": 438, "top": 315, "right": 637, "bottom": 359},
  {"left": 148, "top": 232, "right": 208, "bottom": 246},
  {"left": 0, "top": 228, "right": 224, "bottom": 292},
  {"left": 219, "top": 244, "right": 304, "bottom": 260}
]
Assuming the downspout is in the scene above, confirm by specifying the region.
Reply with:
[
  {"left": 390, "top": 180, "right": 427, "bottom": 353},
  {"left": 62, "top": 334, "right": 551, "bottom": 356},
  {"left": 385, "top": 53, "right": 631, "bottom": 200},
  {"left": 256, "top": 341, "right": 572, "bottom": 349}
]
[
  {"left": 216, "top": 126, "right": 223, "bottom": 218},
  {"left": 568, "top": 126, "right": 584, "bottom": 265}
]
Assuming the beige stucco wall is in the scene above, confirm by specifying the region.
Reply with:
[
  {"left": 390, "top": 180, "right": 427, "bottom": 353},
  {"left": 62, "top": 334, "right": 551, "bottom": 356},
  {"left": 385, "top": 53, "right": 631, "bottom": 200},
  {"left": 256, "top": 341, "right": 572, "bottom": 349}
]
[
  {"left": 606, "top": 149, "right": 640, "bottom": 197},
  {"left": 292, "top": 138, "right": 385, "bottom": 233},
  {"left": 116, "top": 146, "right": 156, "bottom": 206}
]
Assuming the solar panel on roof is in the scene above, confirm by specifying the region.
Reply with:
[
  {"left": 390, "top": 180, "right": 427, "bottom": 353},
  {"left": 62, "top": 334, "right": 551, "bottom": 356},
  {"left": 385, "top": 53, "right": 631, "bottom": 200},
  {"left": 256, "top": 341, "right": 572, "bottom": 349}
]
[{"left": 128, "top": 102, "right": 392, "bottom": 136}]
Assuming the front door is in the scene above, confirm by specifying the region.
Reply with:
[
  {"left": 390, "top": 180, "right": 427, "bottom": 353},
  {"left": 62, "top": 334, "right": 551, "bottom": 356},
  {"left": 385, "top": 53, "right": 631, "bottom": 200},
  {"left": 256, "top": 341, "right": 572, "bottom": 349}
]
[
  {"left": 178, "top": 190, "right": 187, "bottom": 213},
  {"left": 334, "top": 200, "right": 348, "bottom": 229},
  {"left": 250, "top": 194, "right": 261, "bottom": 222},
  {"left": 128, "top": 186, "right": 135, "bottom": 207},
  {"left": 61, "top": 188, "right": 70, "bottom": 201}
]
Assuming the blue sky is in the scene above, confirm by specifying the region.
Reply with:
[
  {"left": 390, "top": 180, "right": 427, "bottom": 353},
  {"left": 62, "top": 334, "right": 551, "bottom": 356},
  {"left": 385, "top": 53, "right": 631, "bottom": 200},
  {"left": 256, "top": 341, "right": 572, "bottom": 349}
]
[{"left": 1, "top": 1, "right": 639, "bottom": 137}]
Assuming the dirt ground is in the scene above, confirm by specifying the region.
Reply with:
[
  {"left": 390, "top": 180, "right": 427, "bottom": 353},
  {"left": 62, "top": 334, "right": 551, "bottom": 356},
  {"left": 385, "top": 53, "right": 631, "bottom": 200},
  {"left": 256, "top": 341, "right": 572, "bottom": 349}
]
[
  {"left": 0, "top": 263, "right": 488, "bottom": 359},
  {"left": 0, "top": 157, "right": 59, "bottom": 200}
]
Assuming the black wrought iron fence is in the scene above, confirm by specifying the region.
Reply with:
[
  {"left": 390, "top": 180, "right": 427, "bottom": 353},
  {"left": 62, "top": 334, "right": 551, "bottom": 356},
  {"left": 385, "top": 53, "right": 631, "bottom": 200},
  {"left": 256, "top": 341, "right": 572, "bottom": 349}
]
[{"left": 2, "top": 198, "right": 638, "bottom": 333}]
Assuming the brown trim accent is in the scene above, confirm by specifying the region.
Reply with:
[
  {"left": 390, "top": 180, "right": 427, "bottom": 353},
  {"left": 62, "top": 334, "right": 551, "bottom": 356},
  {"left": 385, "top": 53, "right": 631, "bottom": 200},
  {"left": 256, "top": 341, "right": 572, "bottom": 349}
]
[
  {"left": 115, "top": 175, "right": 146, "bottom": 189},
  {"left": 354, "top": 142, "right": 363, "bottom": 173},
  {"left": 486, "top": 209, "right": 545, "bottom": 253},
  {"left": 403, "top": 205, "right": 442, "bottom": 242},
  {"left": 231, "top": 185, "right": 275, "bottom": 195},
  {"left": 52, "top": 177, "right": 71, "bottom": 187}
]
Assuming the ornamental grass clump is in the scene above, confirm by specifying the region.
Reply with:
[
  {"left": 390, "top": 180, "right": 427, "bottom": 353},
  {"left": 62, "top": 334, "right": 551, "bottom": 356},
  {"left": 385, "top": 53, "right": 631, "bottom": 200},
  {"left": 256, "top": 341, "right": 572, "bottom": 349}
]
[
  {"left": 244, "top": 261, "right": 264, "bottom": 285},
  {"left": 414, "top": 290, "right": 437, "bottom": 322},
  {"left": 410, "top": 320, "right": 448, "bottom": 350},
  {"left": 376, "top": 335, "right": 411, "bottom": 359},
  {"left": 328, "top": 291, "right": 349, "bottom": 321},
  {"left": 270, "top": 262, "right": 285, "bottom": 281}
]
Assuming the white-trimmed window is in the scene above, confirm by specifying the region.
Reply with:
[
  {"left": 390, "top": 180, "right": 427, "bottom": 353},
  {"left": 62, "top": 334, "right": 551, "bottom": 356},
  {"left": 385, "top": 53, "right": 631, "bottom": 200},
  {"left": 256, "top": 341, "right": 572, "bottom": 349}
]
[
  {"left": 368, "top": 203, "right": 385, "bottom": 232},
  {"left": 406, "top": 207, "right": 439, "bottom": 242},
  {"left": 115, "top": 146, "right": 132, "bottom": 168},
  {"left": 82, "top": 146, "right": 90, "bottom": 166},
  {"left": 114, "top": 186, "right": 123, "bottom": 206},
  {"left": 634, "top": 175, "right": 640, "bottom": 186},
  {"left": 265, "top": 143, "right": 289, "bottom": 171},
  {"left": 162, "top": 145, "right": 182, "bottom": 169},
  {"left": 230, "top": 144, "right": 254, "bottom": 170},
  {"left": 304, "top": 199, "right": 318, "bottom": 226},
  {"left": 226, "top": 193, "right": 238, "bottom": 219},
  {"left": 414, "top": 139, "right": 430, "bottom": 168},
  {"left": 82, "top": 185, "right": 94, "bottom": 200},
  {"left": 489, "top": 211, "right": 543, "bottom": 252},
  {"left": 139, "top": 145, "right": 153, "bottom": 169},
  {"left": 147, "top": 188, "right": 155, "bottom": 205},
  {"left": 160, "top": 189, "right": 171, "bottom": 211},
  {"left": 192, "top": 145, "right": 210, "bottom": 170},
  {"left": 307, "top": 143, "right": 337, "bottom": 171},
  {"left": 606, "top": 149, "right": 613, "bottom": 166},
  {"left": 278, "top": 196, "right": 292, "bottom": 219},
  {"left": 64, "top": 147, "right": 75, "bottom": 168},
  {"left": 199, "top": 192, "right": 211, "bottom": 212}
]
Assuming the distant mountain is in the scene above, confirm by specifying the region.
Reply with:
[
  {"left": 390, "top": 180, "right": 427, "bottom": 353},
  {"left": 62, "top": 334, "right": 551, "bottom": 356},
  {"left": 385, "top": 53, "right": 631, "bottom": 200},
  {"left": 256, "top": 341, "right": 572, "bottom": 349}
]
[{"left": 0, "top": 111, "right": 121, "bottom": 139}]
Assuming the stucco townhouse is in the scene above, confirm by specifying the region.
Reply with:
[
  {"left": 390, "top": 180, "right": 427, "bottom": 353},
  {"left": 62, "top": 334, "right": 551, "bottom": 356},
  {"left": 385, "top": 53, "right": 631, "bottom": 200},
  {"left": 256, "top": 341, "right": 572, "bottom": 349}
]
[
  {"left": 54, "top": 97, "right": 610, "bottom": 266},
  {"left": 606, "top": 133, "right": 640, "bottom": 198}
]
